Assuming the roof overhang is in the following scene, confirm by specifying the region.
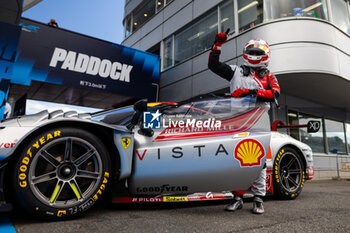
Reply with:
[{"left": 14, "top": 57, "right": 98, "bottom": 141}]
[
  {"left": 23, "top": 0, "right": 43, "bottom": 11},
  {"left": 277, "top": 72, "right": 350, "bottom": 112}
]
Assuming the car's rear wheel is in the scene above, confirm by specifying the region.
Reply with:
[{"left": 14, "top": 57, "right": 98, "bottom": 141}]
[
  {"left": 11, "top": 127, "right": 111, "bottom": 220},
  {"left": 273, "top": 147, "right": 305, "bottom": 200}
]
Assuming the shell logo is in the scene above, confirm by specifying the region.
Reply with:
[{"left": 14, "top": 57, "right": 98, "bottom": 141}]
[{"left": 234, "top": 139, "right": 265, "bottom": 167}]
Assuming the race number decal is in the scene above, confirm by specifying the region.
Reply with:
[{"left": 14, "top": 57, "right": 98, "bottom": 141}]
[{"left": 234, "top": 139, "right": 265, "bottom": 167}]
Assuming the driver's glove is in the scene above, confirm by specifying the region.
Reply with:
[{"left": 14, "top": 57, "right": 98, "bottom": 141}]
[
  {"left": 231, "top": 88, "right": 257, "bottom": 98},
  {"left": 212, "top": 32, "right": 228, "bottom": 51}
]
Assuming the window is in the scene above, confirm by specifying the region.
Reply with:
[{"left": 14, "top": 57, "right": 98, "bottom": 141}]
[
  {"left": 219, "top": 0, "right": 235, "bottom": 35},
  {"left": 331, "top": 0, "right": 350, "bottom": 33},
  {"left": 238, "top": 0, "right": 264, "bottom": 32},
  {"left": 174, "top": 9, "right": 218, "bottom": 64},
  {"left": 132, "top": 0, "right": 156, "bottom": 32},
  {"left": 125, "top": 16, "right": 132, "bottom": 38},
  {"left": 325, "top": 119, "right": 346, "bottom": 154},
  {"left": 156, "top": 0, "right": 165, "bottom": 12},
  {"left": 263, "top": 0, "right": 328, "bottom": 21},
  {"left": 163, "top": 36, "right": 173, "bottom": 69},
  {"left": 346, "top": 124, "right": 350, "bottom": 153},
  {"left": 124, "top": 0, "right": 174, "bottom": 38},
  {"left": 298, "top": 113, "right": 325, "bottom": 153},
  {"left": 288, "top": 111, "right": 299, "bottom": 140}
]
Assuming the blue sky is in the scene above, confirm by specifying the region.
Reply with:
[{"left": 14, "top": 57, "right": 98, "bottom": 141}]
[
  {"left": 21, "top": 0, "right": 125, "bottom": 114},
  {"left": 23, "top": 0, "right": 125, "bottom": 44}
]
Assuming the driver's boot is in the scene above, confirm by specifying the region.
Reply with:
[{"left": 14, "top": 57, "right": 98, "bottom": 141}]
[
  {"left": 252, "top": 196, "right": 264, "bottom": 214},
  {"left": 225, "top": 196, "right": 243, "bottom": 212}
]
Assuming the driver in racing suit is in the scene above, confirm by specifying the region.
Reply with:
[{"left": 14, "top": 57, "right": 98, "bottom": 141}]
[{"left": 208, "top": 32, "right": 280, "bottom": 214}]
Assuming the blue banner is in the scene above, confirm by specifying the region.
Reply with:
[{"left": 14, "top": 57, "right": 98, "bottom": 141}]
[
  {"left": 0, "top": 21, "right": 21, "bottom": 119},
  {"left": 13, "top": 18, "right": 159, "bottom": 101}
]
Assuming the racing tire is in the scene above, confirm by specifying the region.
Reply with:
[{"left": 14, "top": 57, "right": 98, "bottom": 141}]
[
  {"left": 10, "top": 127, "right": 111, "bottom": 220},
  {"left": 272, "top": 147, "right": 305, "bottom": 200}
]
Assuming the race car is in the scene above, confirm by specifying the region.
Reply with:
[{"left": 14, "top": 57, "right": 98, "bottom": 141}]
[{"left": 0, "top": 96, "right": 313, "bottom": 220}]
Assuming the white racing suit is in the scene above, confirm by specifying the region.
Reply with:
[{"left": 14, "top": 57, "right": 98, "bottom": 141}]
[
  {"left": 208, "top": 50, "right": 281, "bottom": 197},
  {"left": 229, "top": 64, "right": 267, "bottom": 197}
]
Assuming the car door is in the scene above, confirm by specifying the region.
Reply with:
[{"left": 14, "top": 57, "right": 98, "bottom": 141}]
[{"left": 128, "top": 98, "right": 271, "bottom": 195}]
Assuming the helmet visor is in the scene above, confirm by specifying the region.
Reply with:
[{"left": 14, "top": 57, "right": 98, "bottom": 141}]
[
  {"left": 245, "top": 48, "right": 265, "bottom": 56},
  {"left": 245, "top": 44, "right": 269, "bottom": 56}
]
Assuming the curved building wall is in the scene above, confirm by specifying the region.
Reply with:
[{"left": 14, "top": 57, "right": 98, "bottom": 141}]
[{"left": 160, "top": 19, "right": 350, "bottom": 105}]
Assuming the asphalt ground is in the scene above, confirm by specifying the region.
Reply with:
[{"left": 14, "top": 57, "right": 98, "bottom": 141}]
[{"left": 2, "top": 179, "right": 350, "bottom": 233}]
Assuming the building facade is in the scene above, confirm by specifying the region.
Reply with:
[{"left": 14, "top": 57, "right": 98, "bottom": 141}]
[{"left": 122, "top": 0, "right": 350, "bottom": 178}]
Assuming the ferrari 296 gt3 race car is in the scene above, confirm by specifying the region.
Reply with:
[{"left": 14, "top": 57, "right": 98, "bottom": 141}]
[{"left": 0, "top": 96, "right": 314, "bottom": 220}]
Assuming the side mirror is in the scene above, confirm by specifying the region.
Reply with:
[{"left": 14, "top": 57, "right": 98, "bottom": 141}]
[
  {"left": 127, "top": 99, "right": 151, "bottom": 135},
  {"left": 133, "top": 99, "right": 148, "bottom": 112}
]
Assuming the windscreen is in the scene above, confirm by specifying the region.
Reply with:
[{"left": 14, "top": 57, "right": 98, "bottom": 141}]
[{"left": 162, "top": 96, "right": 260, "bottom": 120}]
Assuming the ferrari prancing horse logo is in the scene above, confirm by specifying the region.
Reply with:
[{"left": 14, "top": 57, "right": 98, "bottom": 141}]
[
  {"left": 121, "top": 137, "right": 131, "bottom": 149},
  {"left": 234, "top": 139, "right": 265, "bottom": 167}
]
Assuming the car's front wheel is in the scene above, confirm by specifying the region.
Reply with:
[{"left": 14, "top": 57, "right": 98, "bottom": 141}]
[
  {"left": 273, "top": 147, "right": 305, "bottom": 200},
  {"left": 11, "top": 127, "right": 111, "bottom": 220}
]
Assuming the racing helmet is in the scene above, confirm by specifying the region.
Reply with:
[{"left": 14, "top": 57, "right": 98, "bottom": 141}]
[{"left": 243, "top": 39, "right": 270, "bottom": 68}]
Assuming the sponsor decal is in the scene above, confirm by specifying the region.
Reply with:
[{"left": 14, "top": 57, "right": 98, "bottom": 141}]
[
  {"left": 233, "top": 132, "right": 250, "bottom": 138},
  {"left": 341, "top": 163, "right": 350, "bottom": 171},
  {"left": 77, "top": 198, "right": 95, "bottom": 212},
  {"left": 136, "top": 149, "right": 147, "bottom": 161},
  {"left": 266, "top": 168, "right": 274, "bottom": 193},
  {"left": 143, "top": 110, "right": 221, "bottom": 130},
  {"left": 65, "top": 198, "right": 96, "bottom": 216},
  {"left": 143, "top": 110, "right": 161, "bottom": 129},
  {"left": 19, "top": 23, "right": 40, "bottom": 33},
  {"left": 136, "top": 144, "right": 229, "bottom": 161},
  {"left": 307, "top": 120, "right": 321, "bottom": 133},
  {"left": 308, "top": 166, "right": 314, "bottom": 180},
  {"left": 113, "top": 197, "right": 164, "bottom": 203},
  {"left": 154, "top": 108, "right": 265, "bottom": 142},
  {"left": 57, "top": 210, "right": 66, "bottom": 217},
  {"left": 18, "top": 131, "right": 61, "bottom": 188},
  {"left": 234, "top": 139, "right": 265, "bottom": 167},
  {"left": 111, "top": 193, "right": 233, "bottom": 203},
  {"left": 92, "top": 172, "right": 109, "bottom": 201},
  {"left": 187, "top": 192, "right": 233, "bottom": 201},
  {"left": 205, "top": 192, "right": 214, "bottom": 199},
  {"left": 121, "top": 137, "right": 131, "bottom": 149},
  {"left": 274, "top": 149, "right": 284, "bottom": 183},
  {"left": 0, "top": 141, "right": 17, "bottom": 148},
  {"left": 49, "top": 48, "right": 133, "bottom": 82},
  {"left": 301, "top": 171, "right": 305, "bottom": 188},
  {"left": 136, "top": 185, "right": 188, "bottom": 193},
  {"left": 163, "top": 196, "right": 188, "bottom": 202}
]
